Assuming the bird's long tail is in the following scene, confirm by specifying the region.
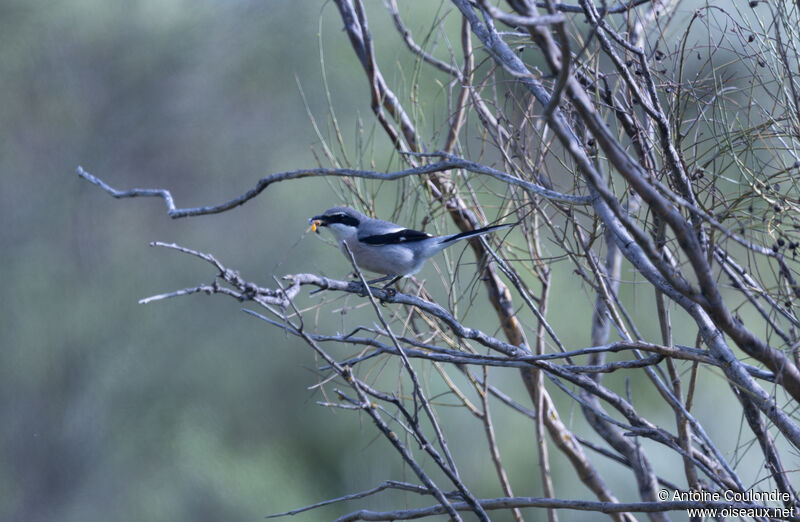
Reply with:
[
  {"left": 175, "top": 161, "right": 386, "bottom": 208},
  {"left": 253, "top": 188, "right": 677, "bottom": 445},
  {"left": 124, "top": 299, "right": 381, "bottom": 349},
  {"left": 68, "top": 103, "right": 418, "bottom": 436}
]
[{"left": 438, "top": 222, "right": 514, "bottom": 244}]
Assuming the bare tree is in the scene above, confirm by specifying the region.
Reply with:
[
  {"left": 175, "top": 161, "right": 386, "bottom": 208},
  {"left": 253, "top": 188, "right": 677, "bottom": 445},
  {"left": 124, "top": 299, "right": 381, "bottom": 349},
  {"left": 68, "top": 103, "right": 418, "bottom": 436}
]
[{"left": 79, "top": 0, "right": 800, "bottom": 520}]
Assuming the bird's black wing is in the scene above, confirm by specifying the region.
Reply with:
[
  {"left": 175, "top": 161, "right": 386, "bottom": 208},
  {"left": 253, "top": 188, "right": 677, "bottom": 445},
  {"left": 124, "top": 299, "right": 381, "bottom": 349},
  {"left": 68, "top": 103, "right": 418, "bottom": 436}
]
[{"left": 360, "top": 228, "right": 432, "bottom": 245}]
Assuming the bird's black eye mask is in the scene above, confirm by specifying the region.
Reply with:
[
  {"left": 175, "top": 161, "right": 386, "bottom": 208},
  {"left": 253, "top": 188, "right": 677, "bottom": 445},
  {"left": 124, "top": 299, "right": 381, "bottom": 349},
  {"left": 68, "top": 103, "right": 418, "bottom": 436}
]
[{"left": 311, "top": 213, "right": 360, "bottom": 232}]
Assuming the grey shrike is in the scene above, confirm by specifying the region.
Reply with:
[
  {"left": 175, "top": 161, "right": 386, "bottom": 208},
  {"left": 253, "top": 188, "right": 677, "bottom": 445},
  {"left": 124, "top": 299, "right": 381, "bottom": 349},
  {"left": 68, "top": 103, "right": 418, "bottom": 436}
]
[{"left": 310, "top": 206, "right": 512, "bottom": 287}]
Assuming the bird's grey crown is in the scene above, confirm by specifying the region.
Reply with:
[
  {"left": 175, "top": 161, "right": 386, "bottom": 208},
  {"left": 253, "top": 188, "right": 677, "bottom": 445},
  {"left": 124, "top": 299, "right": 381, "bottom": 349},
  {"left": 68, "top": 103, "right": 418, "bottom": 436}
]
[{"left": 321, "top": 206, "right": 365, "bottom": 219}]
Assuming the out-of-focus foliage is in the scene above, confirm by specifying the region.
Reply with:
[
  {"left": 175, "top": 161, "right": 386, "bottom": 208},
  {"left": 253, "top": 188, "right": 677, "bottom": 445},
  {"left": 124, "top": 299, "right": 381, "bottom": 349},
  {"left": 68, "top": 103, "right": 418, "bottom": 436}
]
[{"left": 0, "top": 1, "right": 410, "bottom": 520}]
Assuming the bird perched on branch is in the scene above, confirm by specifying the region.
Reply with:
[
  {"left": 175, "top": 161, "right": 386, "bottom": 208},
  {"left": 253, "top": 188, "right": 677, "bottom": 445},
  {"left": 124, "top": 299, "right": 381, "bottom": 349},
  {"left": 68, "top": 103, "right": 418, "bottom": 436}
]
[{"left": 310, "top": 206, "right": 512, "bottom": 288}]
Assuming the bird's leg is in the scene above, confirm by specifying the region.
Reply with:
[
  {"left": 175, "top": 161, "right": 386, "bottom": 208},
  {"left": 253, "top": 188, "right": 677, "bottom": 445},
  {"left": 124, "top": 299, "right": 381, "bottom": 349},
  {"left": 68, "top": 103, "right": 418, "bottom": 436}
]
[
  {"left": 366, "top": 275, "right": 394, "bottom": 285},
  {"left": 356, "top": 275, "right": 401, "bottom": 298},
  {"left": 348, "top": 275, "right": 389, "bottom": 297},
  {"left": 380, "top": 275, "right": 402, "bottom": 288}
]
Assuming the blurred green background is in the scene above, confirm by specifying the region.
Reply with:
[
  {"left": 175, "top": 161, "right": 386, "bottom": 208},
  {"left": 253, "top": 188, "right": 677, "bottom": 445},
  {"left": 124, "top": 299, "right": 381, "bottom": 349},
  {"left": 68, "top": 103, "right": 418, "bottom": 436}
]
[
  {"left": 1, "top": 1, "right": 384, "bottom": 520},
  {"left": 0, "top": 1, "right": 755, "bottom": 521}
]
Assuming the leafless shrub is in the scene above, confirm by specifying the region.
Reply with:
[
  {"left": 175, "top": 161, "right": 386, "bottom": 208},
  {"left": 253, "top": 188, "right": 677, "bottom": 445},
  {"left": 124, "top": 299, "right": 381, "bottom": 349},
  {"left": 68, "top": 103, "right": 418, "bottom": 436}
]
[{"left": 80, "top": 1, "right": 800, "bottom": 520}]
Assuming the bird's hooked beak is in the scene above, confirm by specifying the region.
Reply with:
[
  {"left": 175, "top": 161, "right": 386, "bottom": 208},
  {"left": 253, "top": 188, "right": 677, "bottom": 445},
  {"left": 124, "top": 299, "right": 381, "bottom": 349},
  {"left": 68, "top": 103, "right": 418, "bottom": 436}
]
[{"left": 309, "top": 214, "right": 327, "bottom": 233}]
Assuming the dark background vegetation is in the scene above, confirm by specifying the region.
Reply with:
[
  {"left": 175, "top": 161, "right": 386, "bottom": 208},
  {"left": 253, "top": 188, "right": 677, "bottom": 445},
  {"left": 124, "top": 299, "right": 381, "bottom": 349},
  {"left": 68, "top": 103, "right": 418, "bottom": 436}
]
[
  {"left": 2, "top": 2, "right": 366, "bottom": 519},
  {"left": 1, "top": 1, "right": 762, "bottom": 520}
]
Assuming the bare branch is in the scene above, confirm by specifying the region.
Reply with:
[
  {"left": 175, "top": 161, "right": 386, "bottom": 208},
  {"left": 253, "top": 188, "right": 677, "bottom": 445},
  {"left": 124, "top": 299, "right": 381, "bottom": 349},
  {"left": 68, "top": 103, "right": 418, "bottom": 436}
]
[
  {"left": 77, "top": 158, "right": 587, "bottom": 219},
  {"left": 334, "top": 496, "right": 778, "bottom": 521},
  {"left": 266, "top": 480, "right": 456, "bottom": 519}
]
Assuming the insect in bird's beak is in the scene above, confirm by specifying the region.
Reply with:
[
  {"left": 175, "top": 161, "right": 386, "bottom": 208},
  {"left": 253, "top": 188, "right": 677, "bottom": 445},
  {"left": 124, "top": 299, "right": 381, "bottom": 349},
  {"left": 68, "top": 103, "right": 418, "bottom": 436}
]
[{"left": 309, "top": 214, "right": 327, "bottom": 233}]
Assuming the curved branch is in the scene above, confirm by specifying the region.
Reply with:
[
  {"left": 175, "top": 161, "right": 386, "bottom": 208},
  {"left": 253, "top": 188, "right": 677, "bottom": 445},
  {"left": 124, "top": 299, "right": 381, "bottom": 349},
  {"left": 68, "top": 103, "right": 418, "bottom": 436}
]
[{"left": 76, "top": 160, "right": 586, "bottom": 218}]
